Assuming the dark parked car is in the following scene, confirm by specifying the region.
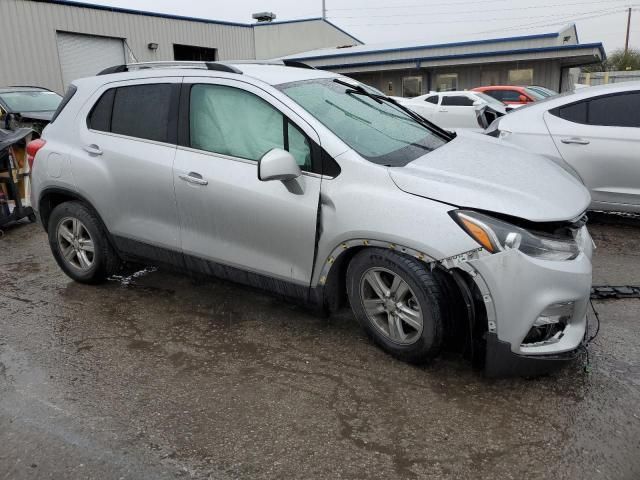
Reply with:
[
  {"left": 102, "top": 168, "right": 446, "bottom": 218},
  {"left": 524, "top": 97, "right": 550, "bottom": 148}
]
[{"left": 0, "top": 86, "right": 62, "bottom": 135}]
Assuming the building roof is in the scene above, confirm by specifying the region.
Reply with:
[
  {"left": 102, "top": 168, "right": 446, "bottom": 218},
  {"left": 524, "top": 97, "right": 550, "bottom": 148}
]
[
  {"left": 33, "top": 0, "right": 363, "bottom": 44},
  {"left": 282, "top": 24, "right": 605, "bottom": 72}
]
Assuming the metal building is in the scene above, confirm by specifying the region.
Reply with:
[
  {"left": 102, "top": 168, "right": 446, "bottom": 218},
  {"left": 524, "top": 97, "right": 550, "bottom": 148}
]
[
  {"left": 283, "top": 24, "right": 605, "bottom": 95},
  {"left": 0, "top": 0, "right": 361, "bottom": 93}
]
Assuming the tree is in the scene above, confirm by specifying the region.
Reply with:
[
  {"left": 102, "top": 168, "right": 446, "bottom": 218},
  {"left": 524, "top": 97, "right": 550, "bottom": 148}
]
[{"left": 583, "top": 48, "right": 640, "bottom": 72}]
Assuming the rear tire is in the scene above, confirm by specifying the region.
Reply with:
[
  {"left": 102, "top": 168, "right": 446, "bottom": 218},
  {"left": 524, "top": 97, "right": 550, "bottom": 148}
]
[
  {"left": 48, "top": 201, "right": 120, "bottom": 284},
  {"left": 346, "top": 248, "right": 445, "bottom": 363}
]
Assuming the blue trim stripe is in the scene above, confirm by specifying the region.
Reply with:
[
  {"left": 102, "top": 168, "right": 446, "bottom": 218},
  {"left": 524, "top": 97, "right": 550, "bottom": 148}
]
[
  {"left": 288, "top": 32, "right": 560, "bottom": 61},
  {"left": 313, "top": 43, "right": 606, "bottom": 70},
  {"left": 37, "top": 0, "right": 364, "bottom": 45},
  {"left": 37, "top": 0, "right": 250, "bottom": 27}
]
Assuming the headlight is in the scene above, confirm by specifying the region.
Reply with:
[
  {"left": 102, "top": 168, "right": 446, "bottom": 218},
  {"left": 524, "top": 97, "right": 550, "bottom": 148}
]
[{"left": 451, "top": 210, "right": 580, "bottom": 261}]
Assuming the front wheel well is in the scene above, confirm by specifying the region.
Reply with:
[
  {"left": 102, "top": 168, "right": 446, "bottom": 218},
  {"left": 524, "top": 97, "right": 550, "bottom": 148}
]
[{"left": 320, "top": 246, "right": 487, "bottom": 360}]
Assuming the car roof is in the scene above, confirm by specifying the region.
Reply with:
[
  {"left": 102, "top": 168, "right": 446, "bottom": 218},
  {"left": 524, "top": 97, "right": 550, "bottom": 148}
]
[
  {"left": 73, "top": 62, "right": 341, "bottom": 90},
  {"left": 473, "top": 86, "right": 527, "bottom": 91},
  {"left": 500, "top": 80, "right": 640, "bottom": 117}
]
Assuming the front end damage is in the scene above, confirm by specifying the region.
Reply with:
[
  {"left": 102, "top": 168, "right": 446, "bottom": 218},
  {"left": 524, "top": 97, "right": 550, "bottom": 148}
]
[{"left": 440, "top": 225, "right": 594, "bottom": 377}]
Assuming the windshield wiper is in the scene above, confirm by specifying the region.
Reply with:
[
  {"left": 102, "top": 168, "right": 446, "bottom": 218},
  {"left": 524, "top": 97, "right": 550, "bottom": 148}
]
[{"left": 332, "top": 78, "right": 456, "bottom": 141}]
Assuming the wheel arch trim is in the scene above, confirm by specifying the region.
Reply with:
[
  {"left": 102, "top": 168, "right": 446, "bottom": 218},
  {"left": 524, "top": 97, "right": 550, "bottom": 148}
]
[
  {"left": 37, "top": 187, "right": 114, "bottom": 249},
  {"left": 316, "top": 238, "right": 437, "bottom": 287}
]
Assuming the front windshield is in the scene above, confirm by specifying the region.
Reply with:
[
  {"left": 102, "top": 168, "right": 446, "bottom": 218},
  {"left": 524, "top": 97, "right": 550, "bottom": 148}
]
[
  {"left": 0, "top": 91, "right": 62, "bottom": 112},
  {"left": 474, "top": 92, "right": 506, "bottom": 109},
  {"left": 278, "top": 79, "right": 447, "bottom": 167}
]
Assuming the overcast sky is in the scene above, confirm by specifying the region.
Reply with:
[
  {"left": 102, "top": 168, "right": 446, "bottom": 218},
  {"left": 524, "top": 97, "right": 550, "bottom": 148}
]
[{"left": 80, "top": 0, "right": 638, "bottom": 52}]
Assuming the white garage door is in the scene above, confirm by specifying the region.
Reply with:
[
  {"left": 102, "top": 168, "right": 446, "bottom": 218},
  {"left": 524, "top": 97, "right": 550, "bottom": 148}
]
[{"left": 56, "top": 32, "right": 126, "bottom": 88}]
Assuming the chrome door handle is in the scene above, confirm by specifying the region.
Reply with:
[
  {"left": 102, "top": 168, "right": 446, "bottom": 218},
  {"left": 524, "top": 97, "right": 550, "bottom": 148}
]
[
  {"left": 561, "top": 137, "right": 590, "bottom": 145},
  {"left": 83, "top": 144, "right": 103, "bottom": 155},
  {"left": 179, "top": 172, "right": 208, "bottom": 186}
]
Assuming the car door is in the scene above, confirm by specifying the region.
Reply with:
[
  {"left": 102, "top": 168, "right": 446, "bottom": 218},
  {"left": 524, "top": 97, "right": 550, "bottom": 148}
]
[
  {"left": 405, "top": 94, "right": 439, "bottom": 121},
  {"left": 544, "top": 91, "right": 640, "bottom": 208},
  {"left": 438, "top": 95, "right": 478, "bottom": 128},
  {"left": 173, "top": 78, "right": 322, "bottom": 286},
  {"left": 75, "top": 78, "right": 181, "bottom": 255}
]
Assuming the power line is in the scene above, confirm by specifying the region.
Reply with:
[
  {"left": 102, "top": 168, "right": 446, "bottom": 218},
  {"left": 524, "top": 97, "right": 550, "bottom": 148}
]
[
  {"left": 329, "top": 0, "right": 636, "bottom": 19},
  {"left": 333, "top": 6, "right": 623, "bottom": 27},
  {"left": 469, "top": 7, "right": 636, "bottom": 35},
  {"left": 328, "top": 0, "right": 511, "bottom": 11}
]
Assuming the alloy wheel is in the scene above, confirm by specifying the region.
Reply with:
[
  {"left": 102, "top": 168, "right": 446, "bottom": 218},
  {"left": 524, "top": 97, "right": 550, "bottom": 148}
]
[
  {"left": 56, "top": 217, "right": 95, "bottom": 271},
  {"left": 359, "top": 267, "right": 423, "bottom": 344}
]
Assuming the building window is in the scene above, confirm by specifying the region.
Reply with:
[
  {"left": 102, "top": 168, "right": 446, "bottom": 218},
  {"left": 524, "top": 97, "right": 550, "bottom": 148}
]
[
  {"left": 508, "top": 69, "right": 534, "bottom": 86},
  {"left": 173, "top": 44, "right": 217, "bottom": 61},
  {"left": 435, "top": 73, "right": 458, "bottom": 92},
  {"left": 402, "top": 76, "right": 422, "bottom": 98}
]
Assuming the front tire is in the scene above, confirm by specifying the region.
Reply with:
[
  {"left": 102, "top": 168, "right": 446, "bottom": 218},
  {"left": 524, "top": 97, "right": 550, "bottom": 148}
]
[
  {"left": 48, "top": 201, "right": 120, "bottom": 284},
  {"left": 346, "top": 248, "right": 445, "bottom": 363}
]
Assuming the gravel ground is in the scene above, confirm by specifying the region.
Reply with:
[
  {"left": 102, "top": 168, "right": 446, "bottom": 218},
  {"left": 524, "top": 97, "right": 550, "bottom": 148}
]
[{"left": 0, "top": 217, "right": 638, "bottom": 480}]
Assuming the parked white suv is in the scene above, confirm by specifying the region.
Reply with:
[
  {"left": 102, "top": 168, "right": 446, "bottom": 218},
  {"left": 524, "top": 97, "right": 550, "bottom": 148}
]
[{"left": 30, "top": 61, "right": 594, "bottom": 377}]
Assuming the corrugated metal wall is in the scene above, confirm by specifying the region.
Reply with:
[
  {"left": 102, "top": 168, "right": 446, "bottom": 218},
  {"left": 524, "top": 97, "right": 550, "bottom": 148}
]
[
  {"left": 0, "top": 0, "right": 255, "bottom": 93},
  {"left": 253, "top": 20, "right": 359, "bottom": 60},
  {"left": 350, "top": 60, "right": 564, "bottom": 97}
]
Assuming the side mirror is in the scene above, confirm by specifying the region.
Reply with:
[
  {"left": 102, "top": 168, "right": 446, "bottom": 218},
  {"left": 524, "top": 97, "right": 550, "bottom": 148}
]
[
  {"left": 473, "top": 99, "right": 483, "bottom": 106},
  {"left": 258, "top": 148, "right": 301, "bottom": 182},
  {"left": 518, "top": 95, "right": 529, "bottom": 103}
]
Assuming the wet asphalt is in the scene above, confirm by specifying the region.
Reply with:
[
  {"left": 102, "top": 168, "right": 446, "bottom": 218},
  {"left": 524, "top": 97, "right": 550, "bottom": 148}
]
[{"left": 0, "top": 217, "right": 639, "bottom": 480}]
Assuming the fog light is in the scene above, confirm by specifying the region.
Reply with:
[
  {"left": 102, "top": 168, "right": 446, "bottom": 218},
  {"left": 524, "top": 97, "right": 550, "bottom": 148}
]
[
  {"left": 534, "top": 301, "right": 574, "bottom": 326},
  {"left": 523, "top": 301, "right": 574, "bottom": 346}
]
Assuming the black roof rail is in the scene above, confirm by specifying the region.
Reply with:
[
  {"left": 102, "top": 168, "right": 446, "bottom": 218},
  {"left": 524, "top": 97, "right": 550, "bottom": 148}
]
[
  {"left": 204, "top": 62, "right": 243, "bottom": 74},
  {"left": 96, "top": 62, "right": 243, "bottom": 76},
  {"left": 282, "top": 60, "right": 316, "bottom": 70},
  {"left": 97, "top": 65, "right": 129, "bottom": 75}
]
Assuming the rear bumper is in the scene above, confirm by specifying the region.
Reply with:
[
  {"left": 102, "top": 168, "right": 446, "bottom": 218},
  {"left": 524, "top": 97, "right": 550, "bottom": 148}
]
[{"left": 484, "top": 333, "right": 581, "bottom": 378}]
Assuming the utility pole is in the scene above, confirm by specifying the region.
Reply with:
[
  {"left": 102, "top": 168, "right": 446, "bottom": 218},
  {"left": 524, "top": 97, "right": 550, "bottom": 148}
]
[
  {"left": 625, "top": 7, "right": 632, "bottom": 55},
  {"left": 322, "top": 0, "right": 326, "bottom": 19}
]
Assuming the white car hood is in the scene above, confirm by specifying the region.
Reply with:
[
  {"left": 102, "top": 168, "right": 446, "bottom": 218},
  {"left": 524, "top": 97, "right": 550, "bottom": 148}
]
[{"left": 389, "top": 132, "right": 591, "bottom": 222}]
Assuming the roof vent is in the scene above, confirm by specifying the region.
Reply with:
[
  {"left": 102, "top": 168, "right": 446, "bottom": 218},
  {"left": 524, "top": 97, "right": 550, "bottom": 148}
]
[{"left": 252, "top": 12, "right": 276, "bottom": 23}]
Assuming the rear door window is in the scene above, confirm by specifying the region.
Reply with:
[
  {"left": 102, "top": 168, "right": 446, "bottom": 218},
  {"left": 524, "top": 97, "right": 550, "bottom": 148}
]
[
  {"left": 111, "top": 84, "right": 173, "bottom": 143},
  {"left": 551, "top": 92, "right": 640, "bottom": 127},
  {"left": 441, "top": 96, "right": 474, "bottom": 106},
  {"left": 587, "top": 92, "right": 640, "bottom": 127},
  {"left": 425, "top": 95, "right": 438, "bottom": 104},
  {"left": 87, "top": 83, "right": 175, "bottom": 143}
]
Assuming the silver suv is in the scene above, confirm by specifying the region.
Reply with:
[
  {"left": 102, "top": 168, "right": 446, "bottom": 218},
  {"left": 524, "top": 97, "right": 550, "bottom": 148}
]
[{"left": 30, "top": 61, "right": 594, "bottom": 377}]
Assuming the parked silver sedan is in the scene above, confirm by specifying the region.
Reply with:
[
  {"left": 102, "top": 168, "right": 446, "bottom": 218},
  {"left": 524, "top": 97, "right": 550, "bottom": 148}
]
[
  {"left": 30, "top": 61, "right": 593, "bottom": 377},
  {"left": 488, "top": 81, "right": 640, "bottom": 213}
]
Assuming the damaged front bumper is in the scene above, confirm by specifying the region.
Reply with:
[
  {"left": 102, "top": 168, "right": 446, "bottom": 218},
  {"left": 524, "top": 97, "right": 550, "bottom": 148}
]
[{"left": 443, "top": 227, "right": 594, "bottom": 377}]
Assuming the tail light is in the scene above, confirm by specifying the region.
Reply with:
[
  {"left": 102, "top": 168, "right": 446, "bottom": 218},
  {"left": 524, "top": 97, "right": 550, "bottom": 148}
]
[{"left": 26, "top": 139, "right": 46, "bottom": 170}]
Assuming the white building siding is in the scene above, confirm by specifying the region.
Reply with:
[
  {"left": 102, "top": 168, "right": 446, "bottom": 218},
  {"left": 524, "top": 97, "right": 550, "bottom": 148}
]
[
  {"left": 253, "top": 19, "right": 360, "bottom": 60},
  {"left": 0, "top": 0, "right": 255, "bottom": 92}
]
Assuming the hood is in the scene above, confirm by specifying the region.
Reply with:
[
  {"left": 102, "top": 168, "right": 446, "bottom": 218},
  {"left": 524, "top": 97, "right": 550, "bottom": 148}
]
[
  {"left": 15, "top": 111, "right": 54, "bottom": 122},
  {"left": 389, "top": 131, "right": 590, "bottom": 222}
]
